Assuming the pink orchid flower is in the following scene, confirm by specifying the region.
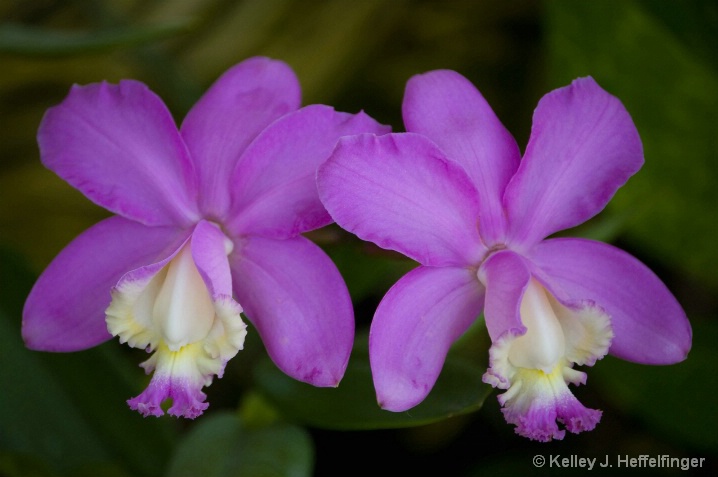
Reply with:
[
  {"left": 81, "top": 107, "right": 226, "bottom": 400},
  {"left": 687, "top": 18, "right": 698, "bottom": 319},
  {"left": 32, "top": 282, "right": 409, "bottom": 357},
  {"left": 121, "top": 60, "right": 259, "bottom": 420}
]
[
  {"left": 23, "top": 56, "right": 389, "bottom": 418},
  {"left": 317, "top": 70, "right": 691, "bottom": 441}
]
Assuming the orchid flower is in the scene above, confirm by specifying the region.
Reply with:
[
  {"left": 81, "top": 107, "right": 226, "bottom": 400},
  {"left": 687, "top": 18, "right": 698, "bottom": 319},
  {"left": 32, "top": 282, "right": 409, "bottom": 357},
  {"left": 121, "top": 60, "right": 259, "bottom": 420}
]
[
  {"left": 22, "top": 56, "right": 389, "bottom": 418},
  {"left": 317, "top": 71, "right": 691, "bottom": 441}
]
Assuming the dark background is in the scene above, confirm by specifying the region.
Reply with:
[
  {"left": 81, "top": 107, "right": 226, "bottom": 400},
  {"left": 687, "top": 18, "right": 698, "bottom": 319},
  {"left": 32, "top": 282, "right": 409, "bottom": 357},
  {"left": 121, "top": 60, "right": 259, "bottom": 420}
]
[{"left": 1, "top": 1, "right": 716, "bottom": 476}]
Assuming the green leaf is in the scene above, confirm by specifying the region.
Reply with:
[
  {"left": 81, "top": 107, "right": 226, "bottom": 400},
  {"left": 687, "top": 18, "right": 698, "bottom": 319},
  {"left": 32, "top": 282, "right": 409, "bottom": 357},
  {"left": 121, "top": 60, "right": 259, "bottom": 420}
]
[
  {"left": 254, "top": 332, "right": 492, "bottom": 430},
  {"left": 322, "top": 233, "right": 417, "bottom": 303},
  {"left": 0, "top": 21, "right": 193, "bottom": 57},
  {"left": 0, "top": 451, "right": 58, "bottom": 477},
  {"left": 0, "top": 246, "right": 177, "bottom": 477},
  {"left": 591, "top": 317, "right": 718, "bottom": 453},
  {"left": 165, "top": 412, "right": 313, "bottom": 477},
  {"left": 546, "top": 0, "right": 718, "bottom": 287}
]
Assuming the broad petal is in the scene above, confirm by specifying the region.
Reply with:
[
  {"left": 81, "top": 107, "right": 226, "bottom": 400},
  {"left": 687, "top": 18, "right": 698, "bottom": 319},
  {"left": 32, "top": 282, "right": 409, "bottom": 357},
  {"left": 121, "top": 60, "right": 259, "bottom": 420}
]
[
  {"left": 529, "top": 238, "right": 691, "bottom": 364},
  {"left": 504, "top": 77, "right": 644, "bottom": 249},
  {"left": 22, "top": 217, "right": 186, "bottom": 351},
  {"left": 38, "top": 80, "right": 199, "bottom": 227},
  {"left": 403, "top": 70, "right": 521, "bottom": 244},
  {"left": 181, "top": 57, "right": 302, "bottom": 218},
  {"left": 370, "top": 266, "right": 484, "bottom": 412},
  {"left": 229, "top": 235, "right": 353, "bottom": 387},
  {"left": 226, "top": 105, "right": 390, "bottom": 238},
  {"left": 317, "top": 133, "right": 486, "bottom": 267}
]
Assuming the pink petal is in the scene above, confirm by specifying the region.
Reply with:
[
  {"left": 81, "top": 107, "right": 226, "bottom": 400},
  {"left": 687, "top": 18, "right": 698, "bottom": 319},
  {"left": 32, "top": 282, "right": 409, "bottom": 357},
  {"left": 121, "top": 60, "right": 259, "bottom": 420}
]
[
  {"left": 403, "top": 70, "right": 521, "bottom": 244},
  {"left": 317, "top": 133, "right": 486, "bottom": 267},
  {"left": 191, "top": 220, "right": 234, "bottom": 297},
  {"left": 478, "top": 250, "right": 530, "bottom": 341},
  {"left": 38, "top": 80, "right": 199, "bottom": 227},
  {"left": 229, "top": 235, "right": 353, "bottom": 387},
  {"left": 497, "top": 364, "right": 601, "bottom": 442},
  {"left": 529, "top": 238, "right": 691, "bottom": 364},
  {"left": 370, "top": 266, "right": 484, "bottom": 411},
  {"left": 226, "top": 105, "right": 390, "bottom": 238},
  {"left": 128, "top": 372, "right": 207, "bottom": 419},
  {"left": 180, "top": 57, "right": 302, "bottom": 219},
  {"left": 504, "top": 77, "right": 644, "bottom": 249},
  {"left": 22, "top": 217, "right": 186, "bottom": 351}
]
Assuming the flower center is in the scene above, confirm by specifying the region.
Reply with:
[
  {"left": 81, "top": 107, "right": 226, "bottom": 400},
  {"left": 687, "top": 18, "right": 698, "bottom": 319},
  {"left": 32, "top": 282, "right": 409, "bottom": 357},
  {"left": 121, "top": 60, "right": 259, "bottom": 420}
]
[
  {"left": 152, "top": 242, "right": 214, "bottom": 351},
  {"left": 508, "top": 279, "right": 566, "bottom": 373}
]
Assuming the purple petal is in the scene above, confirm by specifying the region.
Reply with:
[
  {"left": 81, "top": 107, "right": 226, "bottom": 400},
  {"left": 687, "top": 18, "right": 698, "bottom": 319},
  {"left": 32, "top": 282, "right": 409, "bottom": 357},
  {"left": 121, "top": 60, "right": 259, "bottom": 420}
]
[
  {"left": 226, "top": 105, "right": 390, "bottom": 238},
  {"left": 478, "top": 250, "right": 530, "bottom": 341},
  {"left": 317, "top": 133, "right": 486, "bottom": 267},
  {"left": 191, "top": 220, "right": 234, "bottom": 297},
  {"left": 180, "top": 57, "right": 302, "bottom": 219},
  {"left": 497, "top": 366, "right": 601, "bottom": 442},
  {"left": 403, "top": 70, "right": 521, "bottom": 244},
  {"left": 229, "top": 235, "right": 353, "bottom": 386},
  {"left": 128, "top": 372, "right": 208, "bottom": 419},
  {"left": 38, "top": 80, "right": 199, "bottom": 227},
  {"left": 22, "top": 217, "right": 186, "bottom": 351},
  {"left": 529, "top": 238, "right": 691, "bottom": 364},
  {"left": 370, "top": 266, "right": 484, "bottom": 411},
  {"left": 504, "top": 77, "right": 644, "bottom": 249}
]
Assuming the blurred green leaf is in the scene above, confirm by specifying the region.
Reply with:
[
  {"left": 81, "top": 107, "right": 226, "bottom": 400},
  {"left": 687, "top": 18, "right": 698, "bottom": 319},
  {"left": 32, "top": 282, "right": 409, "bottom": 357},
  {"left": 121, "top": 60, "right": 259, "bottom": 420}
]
[
  {"left": 62, "top": 462, "right": 133, "bottom": 477},
  {"left": 635, "top": 0, "right": 718, "bottom": 72},
  {"left": 0, "top": 21, "right": 193, "bottom": 57},
  {"left": 0, "top": 246, "right": 177, "bottom": 477},
  {"left": 0, "top": 451, "right": 58, "bottom": 477},
  {"left": 165, "top": 411, "right": 313, "bottom": 477},
  {"left": 322, "top": 234, "right": 417, "bottom": 302},
  {"left": 254, "top": 333, "right": 492, "bottom": 430},
  {"left": 547, "top": 0, "right": 718, "bottom": 287},
  {"left": 237, "top": 391, "right": 281, "bottom": 428},
  {"left": 591, "top": 318, "right": 718, "bottom": 453}
]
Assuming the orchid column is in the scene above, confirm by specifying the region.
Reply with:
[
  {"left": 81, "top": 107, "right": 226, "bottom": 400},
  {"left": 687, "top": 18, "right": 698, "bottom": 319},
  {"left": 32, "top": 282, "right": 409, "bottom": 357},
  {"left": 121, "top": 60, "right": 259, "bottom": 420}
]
[
  {"left": 317, "top": 71, "right": 691, "bottom": 441},
  {"left": 23, "top": 57, "right": 390, "bottom": 418}
]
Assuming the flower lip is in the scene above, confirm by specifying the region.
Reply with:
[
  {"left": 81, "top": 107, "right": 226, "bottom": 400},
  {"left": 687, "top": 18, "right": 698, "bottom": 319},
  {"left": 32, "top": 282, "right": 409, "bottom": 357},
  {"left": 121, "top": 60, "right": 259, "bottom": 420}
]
[
  {"left": 490, "top": 358, "right": 603, "bottom": 442},
  {"left": 482, "top": 297, "right": 612, "bottom": 441},
  {"left": 477, "top": 247, "right": 615, "bottom": 440},
  {"left": 508, "top": 279, "right": 566, "bottom": 373},
  {"left": 151, "top": 239, "right": 216, "bottom": 350},
  {"left": 105, "top": 221, "right": 246, "bottom": 417}
]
